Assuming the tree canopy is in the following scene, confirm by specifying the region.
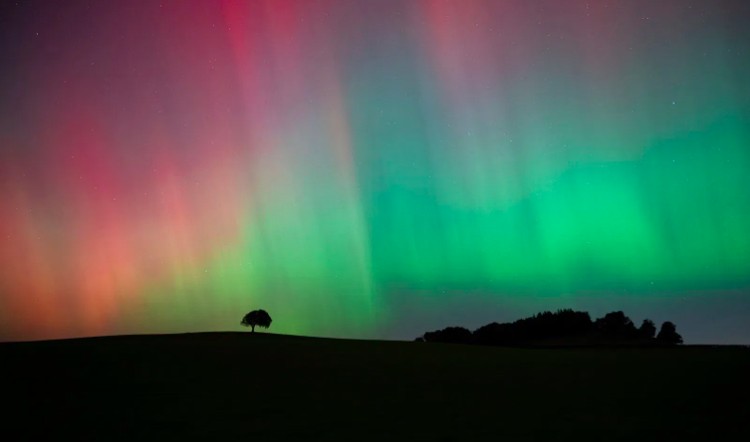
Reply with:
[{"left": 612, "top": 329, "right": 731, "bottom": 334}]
[
  {"left": 241, "top": 309, "right": 272, "bottom": 333},
  {"left": 638, "top": 319, "right": 657, "bottom": 339},
  {"left": 595, "top": 311, "right": 637, "bottom": 338},
  {"left": 656, "top": 321, "right": 683, "bottom": 345}
]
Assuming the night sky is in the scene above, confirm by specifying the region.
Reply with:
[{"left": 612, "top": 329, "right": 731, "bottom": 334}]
[{"left": 1, "top": 0, "right": 749, "bottom": 343}]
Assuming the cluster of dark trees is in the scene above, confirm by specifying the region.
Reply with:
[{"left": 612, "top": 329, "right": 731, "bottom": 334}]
[{"left": 417, "top": 309, "right": 683, "bottom": 346}]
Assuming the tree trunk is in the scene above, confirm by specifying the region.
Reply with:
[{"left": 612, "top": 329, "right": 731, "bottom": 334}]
[{"left": 251, "top": 325, "right": 255, "bottom": 333}]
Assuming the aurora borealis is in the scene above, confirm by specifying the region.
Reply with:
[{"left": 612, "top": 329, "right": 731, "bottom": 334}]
[{"left": 1, "top": 0, "right": 749, "bottom": 343}]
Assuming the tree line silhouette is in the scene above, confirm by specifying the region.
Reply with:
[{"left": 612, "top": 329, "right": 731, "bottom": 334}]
[{"left": 417, "top": 309, "right": 683, "bottom": 346}]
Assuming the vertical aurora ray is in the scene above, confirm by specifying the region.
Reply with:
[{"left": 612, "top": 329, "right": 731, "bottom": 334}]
[{"left": 0, "top": 0, "right": 749, "bottom": 343}]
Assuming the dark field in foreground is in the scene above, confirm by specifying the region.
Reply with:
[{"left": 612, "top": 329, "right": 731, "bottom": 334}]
[{"left": 2, "top": 333, "right": 749, "bottom": 440}]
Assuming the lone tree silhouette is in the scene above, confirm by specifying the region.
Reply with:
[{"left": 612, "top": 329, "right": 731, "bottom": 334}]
[
  {"left": 656, "top": 321, "right": 683, "bottom": 345},
  {"left": 241, "top": 309, "right": 272, "bottom": 333}
]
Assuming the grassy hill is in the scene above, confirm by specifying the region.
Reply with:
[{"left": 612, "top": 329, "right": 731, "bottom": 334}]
[{"left": 2, "top": 333, "right": 748, "bottom": 440}]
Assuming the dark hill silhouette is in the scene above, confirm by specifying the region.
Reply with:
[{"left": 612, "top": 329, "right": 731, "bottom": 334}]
[
  {"left": 421, "top": 309, "right": 682, "bottom": 347},
  {"left": 1, "top": 332, "right": 747, "bottom": 440}
]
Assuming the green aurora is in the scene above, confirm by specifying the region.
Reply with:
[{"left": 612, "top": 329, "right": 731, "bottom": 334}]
[{"left": 0, "top": 1, "right": 748, "bottom": 342}]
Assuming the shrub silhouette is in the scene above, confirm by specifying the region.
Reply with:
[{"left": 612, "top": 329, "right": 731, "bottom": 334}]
[
  {"left": 656, "top": 321, "right": 683, "bottom": 345},
  {"left": 241, "top": 309, "right": 272, "bottom": 333},
  {"left": 473, "top": 321, "right": 514, "bottom": 345},
  {"left": 638, "top": 319, "right": 657, "bottom": 339},
  {"left": 422, "top": 326, "right": 472, "bottom": 344}
]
